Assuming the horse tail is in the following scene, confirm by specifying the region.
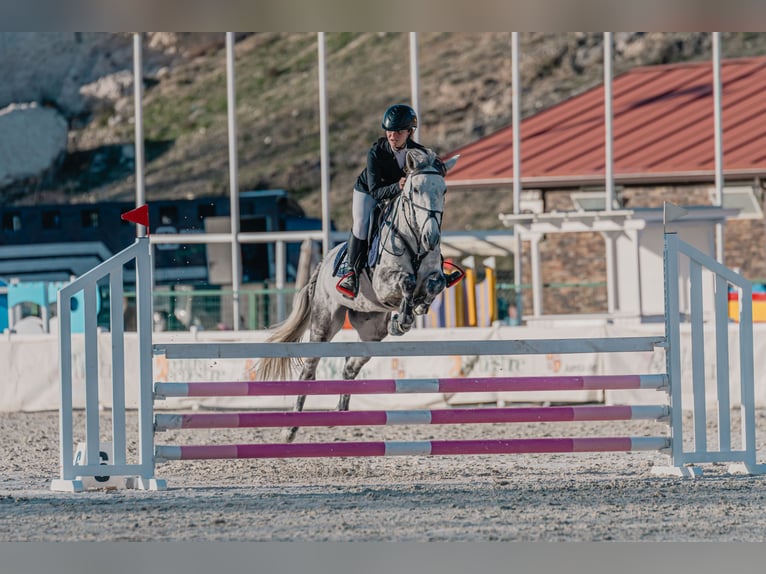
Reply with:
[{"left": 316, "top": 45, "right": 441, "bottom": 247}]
[{"left": 257, "top": 265, "right": 320, "bottom": 380}]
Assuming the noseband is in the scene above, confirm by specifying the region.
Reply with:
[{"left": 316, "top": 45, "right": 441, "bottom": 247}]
[{"left": 382, "top": 165, "right": 446, "bottom": 272}]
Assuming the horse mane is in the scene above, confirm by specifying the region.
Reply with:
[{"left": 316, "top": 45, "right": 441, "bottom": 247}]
[{"left": 405, "top": 148, "right": 446, "bottom": 177}]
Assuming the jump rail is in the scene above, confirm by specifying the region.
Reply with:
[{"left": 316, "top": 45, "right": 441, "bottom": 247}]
[{"left": 50, "top": 231, "right": 765, "bottom": 492}]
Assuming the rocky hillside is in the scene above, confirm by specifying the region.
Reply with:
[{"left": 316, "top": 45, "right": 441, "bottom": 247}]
[{"left": 4, "top": 32, "right": 766, "bottom": 231}]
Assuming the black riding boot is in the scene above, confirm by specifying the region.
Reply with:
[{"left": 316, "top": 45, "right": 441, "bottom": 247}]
[{"left": 336, "top": 235, "right": 368, "bottom": 298}]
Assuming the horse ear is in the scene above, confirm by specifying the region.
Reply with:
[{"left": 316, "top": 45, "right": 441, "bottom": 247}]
[
  {"left": 442, "top": 154, "right": 460, "bottom": 173},
  {"left": 405, "top": 151, "right": 416, "bottom": 173},
  {"left": 406, "top": 149, "right": 427, "bottom": 174}
]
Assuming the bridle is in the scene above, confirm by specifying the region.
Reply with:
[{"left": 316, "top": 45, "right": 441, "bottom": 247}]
[{"left": 380, "top": 163, "right": 446, "bottom": 273}]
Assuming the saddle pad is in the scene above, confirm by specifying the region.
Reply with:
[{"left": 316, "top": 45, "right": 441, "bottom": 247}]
[
  {"left": 332, "top": 242, "right": 350, "bottom": 278},
  {"left": 367, "top": 232, "right": 380, "bottom": 268}
]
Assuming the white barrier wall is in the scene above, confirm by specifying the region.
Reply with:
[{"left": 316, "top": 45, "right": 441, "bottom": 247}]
[{"left": 3, "top": 323, "right": 766, "bottom": 413}]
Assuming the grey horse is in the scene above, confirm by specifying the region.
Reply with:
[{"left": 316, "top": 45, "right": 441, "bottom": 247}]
[{"left": 258, "top": 149, "right": 459, "bottom": 441}]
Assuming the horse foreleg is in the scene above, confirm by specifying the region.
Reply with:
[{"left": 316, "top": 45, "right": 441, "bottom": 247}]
[
  {"left": 414, "top": 271, "right": 446, "bottom": 315},
  {"left": 389, "top": 274, "right": 416, "bottom": 336}
]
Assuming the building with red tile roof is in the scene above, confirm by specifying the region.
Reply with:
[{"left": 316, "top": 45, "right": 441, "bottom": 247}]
[{"left": 443, "top": 57, "right": 766, "bottom": 320}]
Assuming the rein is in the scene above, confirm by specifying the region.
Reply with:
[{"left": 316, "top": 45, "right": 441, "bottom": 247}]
[{"left": 379, "top": 166, "right": 445, "bottom": 274}]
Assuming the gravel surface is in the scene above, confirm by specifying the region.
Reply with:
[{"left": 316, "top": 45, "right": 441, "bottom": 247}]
[{"left": 2, "top": 409, "right": 766, "bottom": 542}]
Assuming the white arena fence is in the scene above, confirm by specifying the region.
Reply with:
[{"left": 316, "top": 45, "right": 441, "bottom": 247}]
[{"left": 50, "top": 233, "right": 765, "bottom": 492}]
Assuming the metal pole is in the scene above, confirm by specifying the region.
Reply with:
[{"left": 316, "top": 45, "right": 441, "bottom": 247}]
[
  {"left": 275, "top": 241, "right": 286, "bottom": 322},
  {"left": 604, "top": 32, "right": 614, "bottom": 214},
  {"left": 410, "top": 32, "right": 420, "bottom": 143},
  {"left": 713, "top": 32, "right": 724, "bottom": 264},
  {"left": 226, "top": 32, "right": 242, "bottom": 330},
  {"left": 512, "top": 32, "right": 523, "bottom": 324},
  {"left": 604, "top": 32, "right": 617, "bottom": 314},
  {"left": 132, "top": 33, "right": 146, "bottom": 238},
  {"left": 318, "top": 32, "right": 332, "bottom": 256},
  {"left": 410, "top": 31, "right": 425, "bottom": 329}
]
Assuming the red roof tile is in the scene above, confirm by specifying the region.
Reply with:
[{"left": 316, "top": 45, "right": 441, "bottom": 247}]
[{"left": 445, "top": 57, "right": 766, "bottom": 188}]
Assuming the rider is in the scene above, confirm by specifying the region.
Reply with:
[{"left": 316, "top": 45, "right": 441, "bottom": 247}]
[{"left": 336, "top": 103, "right": 463, "bottom": 298}]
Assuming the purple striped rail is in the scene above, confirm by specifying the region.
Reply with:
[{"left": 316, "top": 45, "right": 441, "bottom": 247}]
[
  {"left": 154, "top": 405, "right": 669, "bottom": 431},
  {"left": 153, "top": 374, "right": 666, "bottom": 398},
  {"left": 155, "top": 436, "right": 670, "bottom": 461}
]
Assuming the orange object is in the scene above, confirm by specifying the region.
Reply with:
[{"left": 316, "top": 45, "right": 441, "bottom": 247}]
[{"left": 728, "top": 291, "right": 766, "bottom": 322}]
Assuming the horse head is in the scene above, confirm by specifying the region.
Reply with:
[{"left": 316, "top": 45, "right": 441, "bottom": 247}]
[{"left": 404, "top": 149, "right": 459, "bottom": 252}]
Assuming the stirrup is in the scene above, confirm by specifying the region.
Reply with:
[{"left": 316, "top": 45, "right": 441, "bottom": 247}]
[
  {"left": 443, "top": 261, "right": 465, "bottom": 288},
  {"left": 336, "top": 271, "right": 358, "bottom": 298}
]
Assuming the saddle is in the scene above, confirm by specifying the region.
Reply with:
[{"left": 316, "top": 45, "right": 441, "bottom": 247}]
[{"left": 332, "top": 202, "right": 392, "bottom": 278}]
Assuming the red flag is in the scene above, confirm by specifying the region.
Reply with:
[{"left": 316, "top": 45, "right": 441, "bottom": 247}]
[{"left": 121, "top": 204, "right": 150, "bottom": 234}]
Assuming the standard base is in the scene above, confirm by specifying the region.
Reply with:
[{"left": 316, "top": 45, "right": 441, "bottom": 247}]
[
  {"left": 50, "top": 479, "right": 84, "bottom": 493},
  {"left": 728, "top": 462, "right": 766, "bottom": 475},
  {"left": 126, "top": 477, "right": 168, "bottom": 490},
  {"left": 51, "top": 477, "right": 167, "bottom": 492},
  {"left": 650, "top": 465, "right": 704, "bottom": 478}
]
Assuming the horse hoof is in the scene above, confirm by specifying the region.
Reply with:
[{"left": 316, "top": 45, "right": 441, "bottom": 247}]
[
  {"left": 282, "top": 427, "right": 299, "bottom": 443},
  {"left": 388, "top": 322, "right": 403, "bottom": 336}
]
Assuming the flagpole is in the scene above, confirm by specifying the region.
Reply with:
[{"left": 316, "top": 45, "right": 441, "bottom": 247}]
[{"left": 133, "top": 32, "right": 146, "bottom": 238}]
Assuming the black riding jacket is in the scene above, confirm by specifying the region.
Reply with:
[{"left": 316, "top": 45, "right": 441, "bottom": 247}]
[{"left": 355, "top": 137, "right": 427, "bottom": 201}]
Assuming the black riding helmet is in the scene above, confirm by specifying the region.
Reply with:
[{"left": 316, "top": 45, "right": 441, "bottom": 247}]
[{"left": 381, "top": 104, "right": 418, "bottom": 131}]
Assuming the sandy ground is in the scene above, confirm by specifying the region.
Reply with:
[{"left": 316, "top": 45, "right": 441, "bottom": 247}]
[{"left": 2, "top": 408, "right": 766, "bottom": 542}]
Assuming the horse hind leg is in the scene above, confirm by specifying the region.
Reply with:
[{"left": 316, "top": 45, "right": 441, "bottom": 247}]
[
  {"left": 336, "top": 356, "right": 368, "bottom": 411},
  {"left": 282, "top": 301, "right": 347, "bottom": 443},
  {"left": 338, "top": 310, "right": 390, "bottom": 412},
  {"left": 281, "top": 394, "right": 307, "bottom": 443},
  {"left": 281, "top": 359, "right": 319, "bottom": 443}
]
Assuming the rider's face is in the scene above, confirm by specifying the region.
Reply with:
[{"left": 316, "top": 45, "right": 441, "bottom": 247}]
[{"left": 386, "top": 129, "right": 410, "bottom": 150}]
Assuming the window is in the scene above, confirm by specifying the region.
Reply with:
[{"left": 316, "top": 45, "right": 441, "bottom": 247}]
[
  {"left": 159, "top": 205, "right": 178, "bottom": 225},
  {"left": 197, "top": 202, "right": 216, "bottom": 221},
  {"left": 571, "top": 189, "right": 623, "bottom": 212},
  {"left": 81, "top": 208, "right": 99, "bottom": 228},
  {"left": 2, "top": 212, "right": 21, "bottom": 232},
  {"left": 42, "top": 210, "right": 61, "bottom": 229},
  {"left": 709, "top": 185, "right": 763, "bottom": 220}
]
